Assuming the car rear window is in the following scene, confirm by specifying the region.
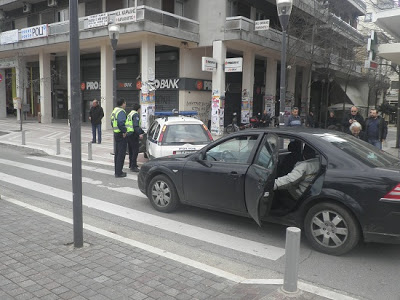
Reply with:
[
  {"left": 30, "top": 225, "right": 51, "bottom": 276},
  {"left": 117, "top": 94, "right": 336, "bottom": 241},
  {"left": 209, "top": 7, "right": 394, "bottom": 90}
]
[
  {"left": 315, "top": 133, "right": 398, "bottom": 168},
  {"left": 163, "top": 124, "right": 211, "bottom": 145}
]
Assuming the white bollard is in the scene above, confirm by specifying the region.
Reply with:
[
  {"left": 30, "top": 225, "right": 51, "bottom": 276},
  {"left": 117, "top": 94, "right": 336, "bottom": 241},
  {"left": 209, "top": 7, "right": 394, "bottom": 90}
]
[
  {"left": 21, "top": 130, "right": 26, "bottom": 145},
  {"left": 88, "top": 142, "right": 92, "bottom": 160},
  {"left": 56, "top": 138, "right": 60, "bottom": 155},
  {"left": 282, "top": 227, "right": 301, "bottom": 294}
]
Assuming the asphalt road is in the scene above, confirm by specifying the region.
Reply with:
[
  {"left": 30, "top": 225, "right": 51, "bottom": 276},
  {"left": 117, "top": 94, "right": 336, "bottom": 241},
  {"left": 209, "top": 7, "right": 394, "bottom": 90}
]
[{"left": 1, "top": 146, "right": 400, "bottom": 300}]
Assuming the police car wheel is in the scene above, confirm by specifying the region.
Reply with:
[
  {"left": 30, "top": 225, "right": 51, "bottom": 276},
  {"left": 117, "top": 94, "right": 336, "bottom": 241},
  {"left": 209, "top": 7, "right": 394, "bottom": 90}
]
[{"left": 147, "top": 175, "right": 179, "bottom": 213}]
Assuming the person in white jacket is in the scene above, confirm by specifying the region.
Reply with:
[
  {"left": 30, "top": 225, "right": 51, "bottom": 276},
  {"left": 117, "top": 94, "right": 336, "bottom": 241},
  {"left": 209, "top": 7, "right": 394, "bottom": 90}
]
[{"left": 274, "top": 145, "right": 320, "bottom": 200}]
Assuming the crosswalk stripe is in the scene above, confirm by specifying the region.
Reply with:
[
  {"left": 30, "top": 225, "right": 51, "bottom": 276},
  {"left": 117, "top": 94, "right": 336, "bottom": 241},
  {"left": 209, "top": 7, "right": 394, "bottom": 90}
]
[
  {"left": 0, "top": 172, "right": 285, "bottom": 261},
  {"left": 26, "top": 156, "right": 138, "bottom": 180},
  {"left": 0, "top": 158, "right": 145, "bottom": 198}
]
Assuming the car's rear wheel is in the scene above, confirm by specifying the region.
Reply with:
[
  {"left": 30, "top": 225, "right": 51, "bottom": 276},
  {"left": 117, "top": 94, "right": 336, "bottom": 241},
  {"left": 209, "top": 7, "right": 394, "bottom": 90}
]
[
  {"left": 147, "top": 175, "right": 179, "bottom": 212},
  {"left": 304, "top": 202, "right": 360, "bottom": 255}
]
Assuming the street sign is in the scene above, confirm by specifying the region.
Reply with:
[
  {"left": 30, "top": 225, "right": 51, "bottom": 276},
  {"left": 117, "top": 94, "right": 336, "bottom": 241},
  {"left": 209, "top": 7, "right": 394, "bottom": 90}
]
[
  {"left": 21, "top": 24, "right": 48, "bottom": 40},
  {"left": 365, "top": 60, "right": 378, "bottom": 69},
  {"left": 202, "top": 57, "right": 217, "bottom": 72},
  {"left": 225, "top": 57, "right": 243, "bottom": 72},
  {"left": 115, "top": 8, "right": 136, "bottom": 24},
  {"left": 87, "top": 13, "right": 108, "bottom": 29},
  {"left": 255, "top": 19, "right": 270, "bottom": 31}
]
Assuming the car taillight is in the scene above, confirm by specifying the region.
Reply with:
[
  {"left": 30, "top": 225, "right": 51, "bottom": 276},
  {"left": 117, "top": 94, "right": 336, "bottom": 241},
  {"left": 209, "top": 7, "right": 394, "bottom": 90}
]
[
  {"left": 202, "top": 124, "right": 213, "bottom": 141},
  {"left": 381, "top": 184, "right": 400, "bottom": 202},
  {"left": 158, "top": 125, "right": 167, "bottom": 143}
]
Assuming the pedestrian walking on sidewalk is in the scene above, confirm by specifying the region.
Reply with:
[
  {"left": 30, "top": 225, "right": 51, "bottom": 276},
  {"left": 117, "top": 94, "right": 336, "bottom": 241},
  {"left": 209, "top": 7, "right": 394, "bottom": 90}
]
[
  {"left": 126, "top": 103, "right": 144, "bottom": 172},
  {"left": 111, "top": 98, "right": 128, "bottom": 178},
  {"left": 89, "top": 99, "right": 104, "bottom": 144},
  {"left": 365, "top": 108, "right": 387, "bottom": 150}
]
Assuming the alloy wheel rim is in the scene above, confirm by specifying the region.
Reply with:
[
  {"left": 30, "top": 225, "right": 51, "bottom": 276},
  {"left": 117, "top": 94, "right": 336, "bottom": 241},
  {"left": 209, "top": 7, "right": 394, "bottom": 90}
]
[
  {"left": 310, "top": 210, "right": 349, "bottom": 248},
  {"left": 151, "top": 180, "right": 171, "bottom": 207}
]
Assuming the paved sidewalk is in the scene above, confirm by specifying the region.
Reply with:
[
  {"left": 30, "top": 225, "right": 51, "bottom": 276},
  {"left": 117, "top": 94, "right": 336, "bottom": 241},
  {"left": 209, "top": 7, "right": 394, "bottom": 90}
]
[{"left": 0, "top": 116, "right": 370, "bottom": 299}]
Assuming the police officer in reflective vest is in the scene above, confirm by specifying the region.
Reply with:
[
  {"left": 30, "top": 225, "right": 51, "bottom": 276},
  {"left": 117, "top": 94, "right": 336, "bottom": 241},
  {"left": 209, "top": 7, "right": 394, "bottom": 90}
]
[
  {"left": 110, "top": 98, "right": 128, "bottom": 178},
  {"left": 126, "top": 103, "right": 145, "bottom": 172}
]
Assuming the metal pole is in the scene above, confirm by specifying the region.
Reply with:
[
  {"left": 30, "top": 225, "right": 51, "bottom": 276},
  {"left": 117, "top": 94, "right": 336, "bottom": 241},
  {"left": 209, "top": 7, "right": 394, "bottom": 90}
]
[
  {"left": 69, "top": 0, "right": 83, "bottom": 248},
  {"left": 88, "top": 142, "right": 92, "bottom": 160},
  {"left": 56, "top": 138, "right": 60, "bottom": 155},
  {"left": 279, "top": 30, "right": 287, "bottom": 127},
  {"left": 21, "top": 130, "right": 25, "bottom": 145},
  {"left": 282, "top": 227, "right": 301, "bottom": 293}
]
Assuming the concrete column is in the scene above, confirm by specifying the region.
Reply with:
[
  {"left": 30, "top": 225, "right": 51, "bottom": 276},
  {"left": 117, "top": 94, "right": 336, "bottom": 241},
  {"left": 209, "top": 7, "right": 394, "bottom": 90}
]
[
  {"left": 67, "top": 50, "right": 71, "bottom": 110},
  {"left": 0, "top": 69, "right": 5, "bottom": 118},
  {"left": 211, "top": 40, "right": 226, "bottom": 135},
  {"left": 265, "top": 58, "right": 277, "bottom": 116},
  {"left": 39, "top": 51, "right": 52, "bottom": 123},
  {"left": 141, "top": 35, "right": 156, "bottom": 131},
  {"left": 101, "top": 42, "right": 113, "bottom": 130},
  {"left": 16, "top": 57, "right": 27, "bottom": 121},
  {"left": 287, "top": 64, "right": 296, "bottom": 108},
  {"left": 242, "top": 50, "right": 255, "bottom": 121},
  {"left": 141, "top": 36, "right": 155, "bottom": 84}
]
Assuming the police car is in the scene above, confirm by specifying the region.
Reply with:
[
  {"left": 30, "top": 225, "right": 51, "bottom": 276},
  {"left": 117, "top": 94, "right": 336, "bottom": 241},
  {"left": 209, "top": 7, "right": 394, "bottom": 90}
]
[{"left": 146, "top": 111, "right": 213, "bottom": 159}]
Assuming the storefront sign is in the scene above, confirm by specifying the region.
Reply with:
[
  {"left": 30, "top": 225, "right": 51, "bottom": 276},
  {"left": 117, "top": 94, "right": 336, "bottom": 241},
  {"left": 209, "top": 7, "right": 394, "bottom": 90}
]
[
  {"left": 115, "top": 8, "right": 136, "bottom": 24},
  {"left": 225, "top": 57, "right": 243, "bottom": 72},
  {"left": 21, "top": 25, "right": 48, "bottom": 40},
  {"left": 87, "top": 13, "right": 108, "bottom": 29},
  {"left": 179, "top": 78, "right": 212, "bottom": 91},
  {"left": 255, "top": 19, "right": 270, "bottom": 31},
  {"left": 81, "top": 81, "right": 101, "bottom": 90},
  {"left": 1, "top": 29, "right": 19, "bottom": 45},
  {"left": 202, "top": 57, "right": 217, "bottom": 72}
]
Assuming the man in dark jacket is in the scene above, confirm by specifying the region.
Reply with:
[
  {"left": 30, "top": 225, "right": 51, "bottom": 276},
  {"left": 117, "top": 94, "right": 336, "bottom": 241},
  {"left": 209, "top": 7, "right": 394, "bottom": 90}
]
[
  {"left": 89, "top": 99, "right": 104, "bottom": 144},
  {"left": 365, "top": 109, "right": 387, "bottom": 150},
  {"left": 342, "top": 106, "right": 364, "bottom": 134},
  {"left": 260, "top": 110, "right": 271, "bottom": 127}
]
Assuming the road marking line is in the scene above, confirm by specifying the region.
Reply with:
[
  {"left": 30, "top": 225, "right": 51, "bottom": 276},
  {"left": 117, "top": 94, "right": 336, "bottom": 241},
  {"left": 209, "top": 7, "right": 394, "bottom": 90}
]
[
  {"left": 1, "top": 196, "right": 360, "bottom": 300},
  {"left": 0, "top": 172, "right": 285, "bottom": 261},
  {"left": 26, "top": 156, "right": 138, "bottom": 180},
  {"left": 0, "top": 159, "right": 144, "bottom": 198}
]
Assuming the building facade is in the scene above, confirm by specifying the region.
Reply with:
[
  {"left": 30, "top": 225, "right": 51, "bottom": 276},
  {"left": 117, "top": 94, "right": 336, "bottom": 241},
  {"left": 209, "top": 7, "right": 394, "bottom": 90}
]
[{"left": 0, "top": 0, "right": 368, "bottom": 130}]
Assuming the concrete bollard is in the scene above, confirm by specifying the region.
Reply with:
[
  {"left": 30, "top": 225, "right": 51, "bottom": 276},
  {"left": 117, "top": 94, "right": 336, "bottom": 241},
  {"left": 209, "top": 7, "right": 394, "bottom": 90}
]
[
  {"left": 56, "top": 138, "right": 60, "bottom": 155},
  {"left": 282, "top": 227, "right": 301, "bottom": 294},
  {"left": 21, "top": 130, "right": 26, "bottom": 145},
  {"left": 88, "top": 142, "right": 92, "bottom": 160}
]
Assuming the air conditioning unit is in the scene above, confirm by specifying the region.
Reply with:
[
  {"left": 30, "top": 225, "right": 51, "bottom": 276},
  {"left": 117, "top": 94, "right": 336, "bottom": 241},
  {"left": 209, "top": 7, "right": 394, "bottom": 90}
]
[
  {"left": 23, "top": 3, "right": 32, "bottom": 13},
  {"left": 47, "top": 0, "right": 57, "bottom": 7}
]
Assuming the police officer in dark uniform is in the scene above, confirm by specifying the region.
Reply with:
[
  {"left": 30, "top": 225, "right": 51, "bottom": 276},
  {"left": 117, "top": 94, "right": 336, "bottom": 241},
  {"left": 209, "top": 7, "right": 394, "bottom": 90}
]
[
  {"left": 126, "top": 103, "right": 144, "bottom": 172},
  {"left": 111, "top": 98, "right": 128, "bottom": 178}
]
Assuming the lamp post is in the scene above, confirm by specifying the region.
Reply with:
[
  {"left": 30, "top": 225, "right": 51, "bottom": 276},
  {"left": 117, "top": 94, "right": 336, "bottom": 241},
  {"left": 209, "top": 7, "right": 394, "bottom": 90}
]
[
  {"left": 276, "top": 0, "right": 293, "bottom": 126},
  {"left": 108, "top": 24, "right": 120, "bottom": 154}
]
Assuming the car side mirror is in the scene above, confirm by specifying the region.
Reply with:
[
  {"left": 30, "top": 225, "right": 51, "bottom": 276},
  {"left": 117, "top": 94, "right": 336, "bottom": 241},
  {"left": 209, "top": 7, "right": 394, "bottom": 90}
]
[{"left": 195, "top": 151, "right": 211, "bottom": 167}]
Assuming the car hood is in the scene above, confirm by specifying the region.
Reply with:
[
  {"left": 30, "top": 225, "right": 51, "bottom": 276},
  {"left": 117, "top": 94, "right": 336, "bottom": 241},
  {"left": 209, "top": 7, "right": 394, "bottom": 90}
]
[{"left": 152, "top": 154, "right": 191, "bottom": 162}]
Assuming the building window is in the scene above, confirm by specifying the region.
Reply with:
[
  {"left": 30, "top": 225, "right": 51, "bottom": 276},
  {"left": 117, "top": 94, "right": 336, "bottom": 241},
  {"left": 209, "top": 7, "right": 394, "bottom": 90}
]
[
  {"left": 162, "top": 0, "right": 175, "bottom": 14},
  {"left": 364, "top": 13, "right": 372, "bottom": 22},
  {"left": 57, "top": 9, "right": 69, "bottom": 22}
]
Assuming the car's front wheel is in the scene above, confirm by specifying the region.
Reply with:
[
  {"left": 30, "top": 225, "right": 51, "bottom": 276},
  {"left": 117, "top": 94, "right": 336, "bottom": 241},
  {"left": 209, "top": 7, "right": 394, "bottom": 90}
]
[
  {"left": 147, "top": 175, "right": 179, "bottom": 212},
  {"left": 304, "top": 202, "right": 360, "bottom": 255}
]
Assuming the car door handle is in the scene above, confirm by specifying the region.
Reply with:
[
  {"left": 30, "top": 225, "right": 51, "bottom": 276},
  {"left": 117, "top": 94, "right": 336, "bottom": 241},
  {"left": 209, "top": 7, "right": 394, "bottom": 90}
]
[{"left": 229, "top": 171, "right": 240, "bottom": 178}]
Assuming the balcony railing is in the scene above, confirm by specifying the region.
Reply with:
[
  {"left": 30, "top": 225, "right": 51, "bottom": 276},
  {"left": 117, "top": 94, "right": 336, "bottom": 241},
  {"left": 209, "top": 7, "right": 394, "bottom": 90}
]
[
  {"left": 329, "top": 14, "right": 364, "bottom": 44},
  {"left": 0, "top": 5, "right": 199, "bottom": 47}
]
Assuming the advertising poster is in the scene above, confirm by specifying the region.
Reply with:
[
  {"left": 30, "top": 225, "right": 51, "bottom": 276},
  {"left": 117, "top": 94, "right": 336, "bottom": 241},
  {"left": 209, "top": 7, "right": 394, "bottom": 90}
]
[{"left": 241, "top": 89, "right": 250, "bottom": 124}]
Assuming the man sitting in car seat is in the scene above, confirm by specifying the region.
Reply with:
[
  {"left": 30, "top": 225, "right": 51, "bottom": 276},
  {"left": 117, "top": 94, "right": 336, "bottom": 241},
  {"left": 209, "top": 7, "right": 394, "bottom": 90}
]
[{"left": 274, "top": 145, "right": 319, "bottom": 200}]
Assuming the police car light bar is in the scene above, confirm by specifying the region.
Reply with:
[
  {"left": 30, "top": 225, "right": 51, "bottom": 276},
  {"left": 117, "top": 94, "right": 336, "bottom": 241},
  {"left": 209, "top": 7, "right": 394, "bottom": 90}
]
[{"left": 155, "top": 110, "right": 198, "bottom": 117}]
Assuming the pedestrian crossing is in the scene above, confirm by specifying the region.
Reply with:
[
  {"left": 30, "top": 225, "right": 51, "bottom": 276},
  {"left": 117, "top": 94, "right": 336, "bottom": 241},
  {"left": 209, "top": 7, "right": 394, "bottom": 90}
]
[{"left": 0, "top": 155, "right": 286, "bottom": 261}]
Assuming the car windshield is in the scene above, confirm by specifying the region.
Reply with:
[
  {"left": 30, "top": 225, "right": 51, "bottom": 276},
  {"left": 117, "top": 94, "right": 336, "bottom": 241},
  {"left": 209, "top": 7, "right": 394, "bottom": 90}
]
[
  {"left": 163, "top": 124, "right": 211, "bottom": 145},
  {"left": 315, "top": 133, "right": 399, "bottom": 168}
]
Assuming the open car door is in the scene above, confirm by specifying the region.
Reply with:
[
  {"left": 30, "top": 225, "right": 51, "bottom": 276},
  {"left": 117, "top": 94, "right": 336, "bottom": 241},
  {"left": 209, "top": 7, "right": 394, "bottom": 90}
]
[{"left": 245, "top": 133, "right": 279, "bottom": 225}]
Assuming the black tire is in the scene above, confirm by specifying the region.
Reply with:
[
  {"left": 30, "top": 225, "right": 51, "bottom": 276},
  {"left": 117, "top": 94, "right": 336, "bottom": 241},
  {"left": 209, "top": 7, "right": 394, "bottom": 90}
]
[
  {"left": 147, "top": 175, "right": 179, "bottom": 213},
  {"left": 304, "top": 202, "right": 360, "bottom": 256},
  {"left": 225, "top": 125, "right": 234, "bottom": 134}
]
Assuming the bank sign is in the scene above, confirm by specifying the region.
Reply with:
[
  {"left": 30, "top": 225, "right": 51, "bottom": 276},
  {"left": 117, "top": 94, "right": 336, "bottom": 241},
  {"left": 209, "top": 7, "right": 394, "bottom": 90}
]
[{"left": 21, "top": 25, "right": 48, "bottom": 40}]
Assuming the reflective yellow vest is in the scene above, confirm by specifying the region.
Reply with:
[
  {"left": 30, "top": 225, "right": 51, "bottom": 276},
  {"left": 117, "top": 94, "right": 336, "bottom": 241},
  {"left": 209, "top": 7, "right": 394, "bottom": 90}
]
[
  {"left": 110, "top": 107, "right": 125, "bottom": 133},
  {"left": 126, "top": 110, "right": 141, "bottom": 133}
]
